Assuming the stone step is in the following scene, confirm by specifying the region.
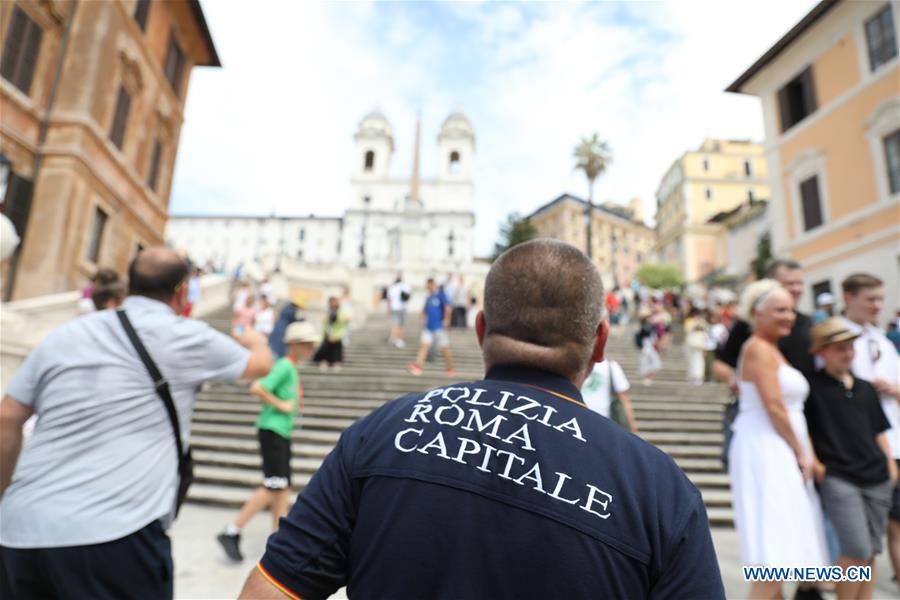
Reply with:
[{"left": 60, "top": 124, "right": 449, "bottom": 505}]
[
  {"left": 192, "top": 423, "right": 340, "bottom": 444},
  {"left": 656, "top": 444, "right": 722, "bottom": 459},
  {"left": 633, "top": 420, "right": 721, "bottom": 432},
  {"left": 193, "top": 412, "right": 355, "bottom": 431},
  {"left": 687, "top": 473, "right": 731, "bottom": 488},
  {"left": 638, "top": 431, "right": 724, "bottom": 444},
  {"left": 197, "top": 393, "right": 388, "bottom": 410},
  {"left": 699, "top": 489, "right": 732, "bottom": 507},
  {"left": 672, "top": 457, "right": 726, "bottom": 472},
  {"left": 193, "top": 449, "right": 323, "bottom": 473},
  {"left": 706, "top": 507, "right": 734, "bottom": 527},
  {"left": 191, "top": 435, "right": 333, "bottom": 458},
  {"left": 633, "top": 410, "right": 722, "bottom": 422},
  {"left": 195, "top": 401, "right": 370, "bottom": 419}
]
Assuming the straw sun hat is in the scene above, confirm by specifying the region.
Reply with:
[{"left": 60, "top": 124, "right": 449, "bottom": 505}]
[{"left": 810, "top": 317, "right": 861, "bottom": 353}]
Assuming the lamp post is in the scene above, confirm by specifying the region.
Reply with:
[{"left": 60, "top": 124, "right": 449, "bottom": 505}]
[{"left": 359, "top": 196, "right": 370, "bottom": 269}]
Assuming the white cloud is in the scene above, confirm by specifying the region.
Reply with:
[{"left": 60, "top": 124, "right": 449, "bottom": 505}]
[{"left": 171, "top": 0, "right": 819, "bottom": 256}]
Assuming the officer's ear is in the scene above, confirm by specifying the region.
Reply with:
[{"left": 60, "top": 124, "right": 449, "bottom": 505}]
[
  {"left": 589, "top": 319, "right": 609, "bottom": 364},
  {"left": 475, "top": 310, "right": 486, "bottom": 348}
]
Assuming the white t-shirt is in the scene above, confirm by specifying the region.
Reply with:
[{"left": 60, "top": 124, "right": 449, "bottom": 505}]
[
  {"left": 581, "top": 360, "right": 630, "bottom": 418},
  {"left": 387, "top": 282, "right": 411, "bottom": 312},
  {"left": 2, "top": 296, "right": 250, "bottom": 548},
  {"left": 849, "top": 320, "right": 900, "bottom": 458},
  {"left": 254, "top": 307, "right": 275, "bottom": 336}
]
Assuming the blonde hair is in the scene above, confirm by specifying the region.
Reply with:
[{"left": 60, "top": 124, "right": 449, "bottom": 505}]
[{"left": 738, "top": 279, "right": 784, "bottom": 324}]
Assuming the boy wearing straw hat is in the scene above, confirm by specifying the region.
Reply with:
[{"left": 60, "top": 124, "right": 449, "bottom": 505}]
[
  {"left": 805, "top": 317, "right": 897, "bottom": 599},
  {"left": 217, "top": 321, "right": 319, "bottom": 562}
]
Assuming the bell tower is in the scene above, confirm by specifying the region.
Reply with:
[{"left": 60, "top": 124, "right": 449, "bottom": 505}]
[
  {"left": 354, "top": 110, "right": 394, "bottom": 180},
  {"left": 437, "top": 111, "right": 474, "bottom": 181}
]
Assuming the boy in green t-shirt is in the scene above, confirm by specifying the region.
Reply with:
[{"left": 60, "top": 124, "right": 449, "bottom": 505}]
[{"left": 217, "top": 321, "right": 318, "bottom": 562}]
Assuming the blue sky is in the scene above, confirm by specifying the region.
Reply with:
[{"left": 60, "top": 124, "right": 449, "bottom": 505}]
[{"left": 170, "top": 0, "right": 818, "bottom": 256}]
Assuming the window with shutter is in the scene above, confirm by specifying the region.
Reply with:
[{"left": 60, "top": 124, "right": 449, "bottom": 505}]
[
  {"left": 109, "top": 86, "right": 131, "bottom": 150},
  {"left": 87, "top": 208, "right": 108, "bottom": 263},
  {"left": 811, "top": 280, "right": 832, "bottom": 302},
  {"left": 883, "top": 129, "right": 900, "bottom": 194},
  {"left": 147, "top": 139, "right": 163, "bottom": 191},
  {"left": 865, "top": 4, "right": 897, "bottom": 71},
  {"left": 799, "top": 175, "right": 824, "bottom": 231},
  {"left": 1, "top": 6, "right": 43, "bottom": 96},
  {"left": 777, "top": 67, "right": 817, "bottom": 132},
  {"left": 134, "top": 0, "right": 151, "bottom": 32},
  {"left": 164, "top": 34, "right": 186, "bottom": 96}
]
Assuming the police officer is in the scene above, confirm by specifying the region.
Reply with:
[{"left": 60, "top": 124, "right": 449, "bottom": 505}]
[{"left": 240, "top": 239, "right": 724, "bottom": 599}]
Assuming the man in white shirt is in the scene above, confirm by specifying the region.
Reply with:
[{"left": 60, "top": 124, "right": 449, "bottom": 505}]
[
  {"left": 842, "top": 273, "right": 900, "bottom": 581},
  {"left": 580, "top": 359, "right": 638, "bottom": 433},
  {"left": 386, "top": 276, "right": 412, "bottom": 348},
  {"left": 0, "top": 247, "right": 274, "bottom": 598}
]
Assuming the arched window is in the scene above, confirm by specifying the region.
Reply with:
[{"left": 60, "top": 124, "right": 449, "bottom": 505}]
[
  {"left": 364, "top": 150, "right": 375, "bottom": 171},
  {"left": 449, "top": 151, "right": 461, "bottom": 174}
]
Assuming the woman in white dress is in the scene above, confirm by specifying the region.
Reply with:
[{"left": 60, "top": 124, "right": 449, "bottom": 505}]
[{"left": 729, "top": 279, "right": 828, "bottom": 599}]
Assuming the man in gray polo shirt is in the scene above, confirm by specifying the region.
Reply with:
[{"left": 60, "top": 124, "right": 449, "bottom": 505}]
[{"left": 0, "top": 247, "right": 274, "bottom": 599}]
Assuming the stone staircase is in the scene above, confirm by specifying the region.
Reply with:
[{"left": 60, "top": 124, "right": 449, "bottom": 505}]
[{"left": 191, "top": 307, "right": 732, "bottom": 526}]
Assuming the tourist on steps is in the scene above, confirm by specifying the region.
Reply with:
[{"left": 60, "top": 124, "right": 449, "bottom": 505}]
[
  {"left": 239, "top": 239, "right": 723, "bottom": 599},
  {"left": 218, "top": 321, "right": 319, "bottom": 563},
  {"left": 728, "top": 279, "right": 828, "bottom": 600},
  {"left": 314, "top": 296, "right": 350, "bottom": 372},
  {"left": 840, "top": 273, "right": 900, "bottom": 586},
  {"left": 407, "top": 277, "right": 455, "bottom": 377},
  {"left": 805, "top": 317, "right": 896, "bottom": 600},
  {"left": 386, "top": 275, "right": 412, "bottom": 348}
]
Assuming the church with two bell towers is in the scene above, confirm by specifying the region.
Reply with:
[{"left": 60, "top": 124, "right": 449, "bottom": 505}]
[
  {"left": 165, "top": 110, "right": 483, "bottom": 281},
  {"left": 342, "top": 110, "right": 477, "bottom": 270}
]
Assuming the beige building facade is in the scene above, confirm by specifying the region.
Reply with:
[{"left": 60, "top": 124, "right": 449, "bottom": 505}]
[
  {"left": 728, "top": 0, "right": 899, "bottom": 315},
  {"left": 527, "top": 193, "right": 656, "bottom": 287},
  {"left": 654, "top": 138, "right": 771, "bottom": 283},
  {"left": 0, "top": 0, "right": 218, "bottom": 300}
]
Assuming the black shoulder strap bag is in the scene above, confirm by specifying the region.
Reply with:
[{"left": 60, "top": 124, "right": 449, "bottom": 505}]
[{"left": 116, "top": 309, "right": 194, "bottom": 517}]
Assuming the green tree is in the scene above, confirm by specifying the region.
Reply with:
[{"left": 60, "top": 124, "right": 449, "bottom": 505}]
[
  {"left": 573, "top": 133, "right": 613, "bottom": 258},
  {"left": 492, "top": 212, "right": 538, "bottom": 261},
  {"left": 636, "top": 263, "right": 685, "bottom": 290},
  {"left": 751, "top": 232, "right": 772, "bottom": 280}
]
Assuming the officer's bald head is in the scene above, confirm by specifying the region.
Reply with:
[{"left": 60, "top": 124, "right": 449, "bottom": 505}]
[
  {"left": 128, "top": 246, "right": 189, "bottom": 303},
  {"left": 480, "top": 239, "right": 605, "bottom": 382}
]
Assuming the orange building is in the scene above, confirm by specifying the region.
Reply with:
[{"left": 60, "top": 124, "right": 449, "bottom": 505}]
[
  {"left": 728, "top": 0, "right": 899, "bottom": 315},
  {"left": 527, "top": 194, "right": 656, "bottom": 287},
  {"left": 0, "top": 0, "right": 219, "bottom": 300}
]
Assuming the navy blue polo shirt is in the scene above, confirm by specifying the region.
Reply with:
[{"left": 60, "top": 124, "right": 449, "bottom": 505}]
[{"left": 259, "top": 365, "right": 724, "bottom": 600}]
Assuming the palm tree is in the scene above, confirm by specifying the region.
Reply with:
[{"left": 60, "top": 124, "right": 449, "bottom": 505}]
[{"left": 573, "top": 134, "right": 613, "bottom": 259}]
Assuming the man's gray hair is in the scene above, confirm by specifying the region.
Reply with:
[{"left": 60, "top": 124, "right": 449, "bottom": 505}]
[
  {"left": 483, "top": 239, "right": 603, "bottom": 379},
  {"left": 765, "top": 258, "right": 802, "bottom": 278}
]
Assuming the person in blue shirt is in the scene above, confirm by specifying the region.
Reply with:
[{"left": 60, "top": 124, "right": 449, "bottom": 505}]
[
  {"left": 407, "top": 277, "right": 455, "bottom": 376},
  {"left": 239, "top": 239, "right": 724, "bottom": 600}
]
